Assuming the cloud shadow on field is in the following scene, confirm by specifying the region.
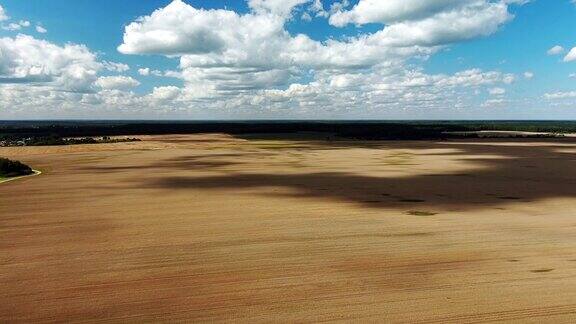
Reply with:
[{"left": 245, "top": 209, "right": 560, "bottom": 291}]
[{"left": 123, "top": 139, "right": 576, "bottom": 211}]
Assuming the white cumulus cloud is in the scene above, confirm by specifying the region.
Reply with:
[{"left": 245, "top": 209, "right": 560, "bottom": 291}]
[
  {"left": 564, "top": 47, "right": 576, "bottom": 62},
  {"left": 95, "top": 76, "right": 140, "bottom": 90},
  {"left": 0, "top": 0, "right": 531, "bottom": 119},
  {"left": 36, "top": 25, "right": 47, "bottom": 33},
  {"left": 329, "top": 0, "right": 473, "bottom": 26},
  {"left": 103, "top": 61, "right": 130, "bottom": 72},
  {"left": 248, "top": 0, "right": 311, "bottom": 17},
  {"left": 489, "top": 87, "right": 506, "bottom": 95},
  {"left": 117, "top": 0, "right": 523, "bottom": 103},
  {"left": 150, "top": 86, "right": 181, "bottom": 101},
  {"left": 0, "top": 5, "right": 9, "bottom": 21},
  {"left": 2, "top": 20, "right": 31, "bottom": 31},
  {"left": 138, "top": 68, "right": 150, "bottom": 76},
  {"left": 545, "top": 91, "right": 576, "bottom": 99},
  {"left": 0, "top": 34, "right": 101, "bottom": 91},
  {"left": 547, "top": 45, "right": 565, "bottom": 55}
]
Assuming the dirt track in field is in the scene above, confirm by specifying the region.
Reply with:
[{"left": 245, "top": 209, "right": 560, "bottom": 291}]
[{"left": 1, "top": 134, "right": 575, "bottom": 323}]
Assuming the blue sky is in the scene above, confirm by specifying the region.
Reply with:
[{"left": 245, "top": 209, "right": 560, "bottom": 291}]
[{"left": 0, "top": 0, "right": 575, "bottom": 119}]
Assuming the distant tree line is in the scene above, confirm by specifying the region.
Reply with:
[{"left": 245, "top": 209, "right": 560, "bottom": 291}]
[
  {"left": 0, "top": 122, "right": 458, "bottom": 140},
  {"left": 446, "top": 122, "right": 571, "bottom": 134},
  {"left": 0, "top": 135, "right": 141, "bottom": 147},
  {"left": 1, "top": 121, "right": 576, "bottom": 142},
  {"left": 0, "top": 158, "right": 33, "bottom": 178}
]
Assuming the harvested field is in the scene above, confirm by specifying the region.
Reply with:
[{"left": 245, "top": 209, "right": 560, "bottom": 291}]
[{"left": 1, "top": 134, "right": 576, "bottom": 322}]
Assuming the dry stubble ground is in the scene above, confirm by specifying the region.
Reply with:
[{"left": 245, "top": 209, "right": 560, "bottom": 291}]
[{"left": 0, "top": 134, "right": 575, "bottom": 322}]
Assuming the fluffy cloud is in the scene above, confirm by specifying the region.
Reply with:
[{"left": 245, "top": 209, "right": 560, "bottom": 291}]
[
  {"left": 433, "top": 69, "right": 515, "bottom": 87},
  {"left": 138, "top": 67, "right": 167, "bottom": 77},
  {"left": 103, "top": 61, "right": 130, "bottom": 72},
  {"left": 138, "top": 68, "right": 150, "bottom": 76},
  {"left": 564, "top": 47, "right": 576, "bottom": 62},
  {"left": 482, "top": 98, "right": 507, "bottom": 107},
  {"left": 544, "top": 91, "right": 576, "bottom": 99},
  {"left": 359, "top": 2, "right": 512, "bottom": 48},
  {"left": 0, "top": 67, "right": 518, "bottom": 119},
  {"left": 489, "top": 87, "right": 506, "bottom": 95},
  {"left": 329, "top": 0, "right": 473, "bottom": 26},
  {"left": 547, "top": 45, "right": 565, "bottom": 55},
  {"left": 118, "top": 0, "right": 244, "bottom": 55},
  {"left": 0, "top": 5, "right": 9, "bottom": 21},
  {"left": 248, "top": 0, "right": 311, "bottom": 16},
  {"left": 35, "top": 25, "right": 47, "bottom": 33},
  {"left": 2, "top": 20, "right": 31, "bottom": 31},
  {"left": 328, "top": 0, "right": 516, "bottom": 48},
  {"left": 150, "top": 86, "right": 181, "bottom": 101},
  {"left": 117, "top": 0, "right": 523, "bottom": 104},
  {"left": 0, "top": 4, "right": 48, "bottom": 34},
  {"left": 95, "top": 76, "right": 140, "bottom": 90},
  {"left": 0, "top": 0, "right": 528, "bottom": 119},
  {"left": 0, "top": 34, "right": 101, "bottom": 91},
  {"left": 120, "top": 0, "right": 518, "bottom": 61}
]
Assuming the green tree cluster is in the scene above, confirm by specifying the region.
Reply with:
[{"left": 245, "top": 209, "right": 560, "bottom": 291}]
[{"left": 0, "top": 158, "right": 34, "bottom": 178}]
